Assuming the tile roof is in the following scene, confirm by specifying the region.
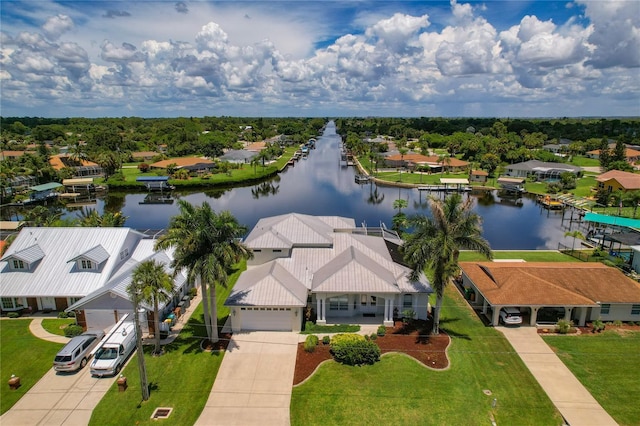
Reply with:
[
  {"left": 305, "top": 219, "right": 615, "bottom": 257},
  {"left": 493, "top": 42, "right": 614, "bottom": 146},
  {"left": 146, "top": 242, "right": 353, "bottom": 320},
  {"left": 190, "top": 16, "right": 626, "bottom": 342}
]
[
  {"left": 150, "top": 157, "right": 214, "bottom": 168},
  {"left": 595, "top": 170, "right": 640, "bottom": 190},
  {"left": 459, "top": 262, "right": 640, "bottom": 306}
]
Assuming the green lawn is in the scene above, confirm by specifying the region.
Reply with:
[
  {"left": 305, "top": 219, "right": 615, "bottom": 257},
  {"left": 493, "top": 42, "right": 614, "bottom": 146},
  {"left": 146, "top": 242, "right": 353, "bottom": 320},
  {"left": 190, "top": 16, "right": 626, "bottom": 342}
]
[
  {"left": 569, "top": 156, "right": 600, "bottom": 167},
  {"left": 543, "top": 331, "right": 640, "bottom": 426},
  {"left": 459, "top": 250, "right": 575, "bottom": 262},
  {"left": 0, "top": 319, "right": 65, "bottom": 414},
  {"left": 41, "top": 318, "right": 76, "bottom": 336},
  {"left": 90, "top": 262, "right": 244, "bottom": 426},
  {"left": 291, "top": 286, "right": 563, "bottom": 425}
]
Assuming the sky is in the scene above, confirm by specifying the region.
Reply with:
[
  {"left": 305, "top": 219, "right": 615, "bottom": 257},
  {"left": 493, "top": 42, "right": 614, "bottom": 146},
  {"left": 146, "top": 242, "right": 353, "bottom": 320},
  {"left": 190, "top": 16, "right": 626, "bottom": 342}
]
[{"left": 1, "top": 0, "right": 639, "bottom": 118}]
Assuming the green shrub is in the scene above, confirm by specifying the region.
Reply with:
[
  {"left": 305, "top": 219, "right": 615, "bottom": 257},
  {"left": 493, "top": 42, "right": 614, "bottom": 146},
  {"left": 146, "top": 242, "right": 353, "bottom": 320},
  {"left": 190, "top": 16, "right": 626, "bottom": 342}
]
[
  {"left": 556, "top": 319, "right": 572, "bottom": 334},
  {"left": 7, "top": 312, "right": 20, "bottom": 319},
  {"left": 376, "top": 325, "right": 386, "bottom": 336},
  {"left": 67, "top": 311, "right": 76, "bottom": 318},
  {"left": 304, "top": 334, "right": 319, "bottom": 353},
  {"left": 370, "top": 333, "right": 377, "bottom": 341},
  {"left": 613, "top": 320, "right": 623, "bottom": 327},
  {"left": 330, "top": 333, "right": 381, "bottom": 366},
  {"left": 188, "top": 287, "right": 198, "bottom": 298},
  {"left": 57, "top": 311, "right": 69, "bottom": 319},
  {"left": 592, "top": 319, "right": 605, "bottom": 332},
  {"left": 322, "top": 335, "right": 330, "bottom": 345},
  {"left": 63, "top": 324, "right": 83, "bottom": 338}
]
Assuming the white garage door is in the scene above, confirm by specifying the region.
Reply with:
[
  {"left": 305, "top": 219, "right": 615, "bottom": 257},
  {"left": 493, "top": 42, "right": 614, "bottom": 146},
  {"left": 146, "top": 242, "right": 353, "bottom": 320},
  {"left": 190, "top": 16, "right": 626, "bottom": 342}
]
[
  {"left": 241, "top": 308, "right": 292, "bottom": 331},
  {"left": 84, "top": 309, "right": 117, "bottom": 332}
]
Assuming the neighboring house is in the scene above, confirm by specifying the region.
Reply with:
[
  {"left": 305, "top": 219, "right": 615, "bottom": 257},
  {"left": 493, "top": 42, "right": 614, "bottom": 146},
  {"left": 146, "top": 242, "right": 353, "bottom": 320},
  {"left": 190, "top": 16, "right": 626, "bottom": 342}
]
[
  {"left": 459, "top": 262, "right": 640, "bottom": 326},
  {"left": 150, "top": 157, "right": 216, "bottom": 173},
  {"left": 131, "top": 151, "right": 159, "bottom": 162},
  {"left": 469, "top": 170, "right": 488, "bottom": 183},
  {"left": 219, "top": 149, "right": 259, "bottom": 164},
  {"left": 3, "top": 175, "right": 38, "bottom": 196},
  {"left": 49, "top": 154, "right": 103, "bottom": 178},
  {"left": 384, "top": 152, "right": 469, "bottom": 172},
  {"left": 504, "top": 160, "right": 581, "bottom": 180},
  {"left": 595, "top": 169, "right": 640, "bottom": 192},
  {"left": 0, "top": 227, "right": 189, "bottom": 332},
  {"left": 586, "top": 147, "right": 640, "bottom": 165},
  {"left": 1, "top": 150, "right": 32, "bottom": 160},
  {"left": 225, "top": 213, "right": 432, "bottom": 332}
]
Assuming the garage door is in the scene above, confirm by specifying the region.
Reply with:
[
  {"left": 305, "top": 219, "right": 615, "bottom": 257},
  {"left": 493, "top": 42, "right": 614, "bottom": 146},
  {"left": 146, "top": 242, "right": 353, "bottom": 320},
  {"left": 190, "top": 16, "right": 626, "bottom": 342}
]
[
  {"left": 241, "top": 308, "right": 292, "bottom": 331},
  {"left": 84, "top": 310, "right": 117, "bottom": 332}
]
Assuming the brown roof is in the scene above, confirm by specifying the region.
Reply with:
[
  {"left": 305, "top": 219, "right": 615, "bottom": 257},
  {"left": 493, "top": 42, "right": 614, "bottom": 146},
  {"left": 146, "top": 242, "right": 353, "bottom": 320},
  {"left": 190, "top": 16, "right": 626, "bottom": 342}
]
[
  {"left": 1, "top": 150, "right": 30, "bottom": 158},
  {"left": 459, "top": 262, "right": 640, "bottom": 306},
  {"left": 49, "top": 154, "right": 99, "bottom": 171},
  {"left": 470, "top": 170, "right": 488, "bottom": 176},
  {"left": 587, "top": 148, "right": 640, "bottom": 158},
  {"left": 150, "top": 157, "right": 214, "bottom": 168},
  {"left": 386, "top": 153, "right": 469, "bottom": 167},
  {"left": 131, "top": 151, "right": 158, "bottom": 158},
  {"left": 595, "top": 170, "right": 640, "bottom": 190}
]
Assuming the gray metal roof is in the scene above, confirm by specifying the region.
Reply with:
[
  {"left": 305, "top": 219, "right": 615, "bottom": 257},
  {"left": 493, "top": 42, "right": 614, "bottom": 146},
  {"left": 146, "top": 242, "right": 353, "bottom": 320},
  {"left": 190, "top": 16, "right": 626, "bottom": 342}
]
[
  {"left": 68, "top": 244, "right": 110, "bottom": 264},
  {"left": 2, "top": 244, "right": 45, "bottom": 263},
  {"left": 0, "top": 227, "right": 143, "bottom": 298},
  {"left": 225, "top": 262, "right": 307, "bottom": 307},
  {"left": 506, "top": 160, "right": 581, "bottom": 173}
]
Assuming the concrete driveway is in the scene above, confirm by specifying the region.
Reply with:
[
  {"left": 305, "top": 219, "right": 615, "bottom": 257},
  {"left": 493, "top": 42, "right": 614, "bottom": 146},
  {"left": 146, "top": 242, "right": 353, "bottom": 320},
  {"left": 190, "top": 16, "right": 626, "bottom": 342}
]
[
  {"left": 195, "top": 331, "right": 299, "bottom": 426},
  {"left": 499, "top": 326, "right": 617, "bottom": 426},
  {"left": 0, "top": 366, "right": 119, "bottom": 426}
]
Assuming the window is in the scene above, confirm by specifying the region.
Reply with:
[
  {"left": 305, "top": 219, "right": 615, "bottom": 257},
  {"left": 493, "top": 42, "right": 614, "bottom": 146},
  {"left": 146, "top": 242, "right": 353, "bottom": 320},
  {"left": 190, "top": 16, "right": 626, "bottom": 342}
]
[
  {"left": 1, "top": 297, "right": 21, "bottom": 310},
  {"left": 11, "top": 259, "right": 25, "bottom": 270},
  {"left": 329, "top": 296, "right": 348, "bottom": 311},
  {"left": 370, "top": 295, "right": 377, "bottom": 305},
  {"left": 80, "top": 259, "right": 93, "bottom": 270},
  {"left": 273, "top": 249, "right": 282, "bottom": 253},
  {"left": 69, "top": 297, "right": 82, "bottom": 305},
  {"left": 403, "top": 294, "right": 413, "bottom": 309},
  {"left": 631, "top": 304, "right": 640, "bottom": 315},
  {"left": 360, "top": 295, "right": 367, "bottom": 305},
  {"left": 600, "top": 303, "right": 610, "bottom": 315}
]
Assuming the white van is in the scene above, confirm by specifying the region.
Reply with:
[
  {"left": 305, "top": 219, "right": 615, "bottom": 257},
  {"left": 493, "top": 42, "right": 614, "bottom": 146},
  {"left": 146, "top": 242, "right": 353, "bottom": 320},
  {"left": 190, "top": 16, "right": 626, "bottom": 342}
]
[{"left": 90, "top": 319, "right": 136, "bottom": 377}]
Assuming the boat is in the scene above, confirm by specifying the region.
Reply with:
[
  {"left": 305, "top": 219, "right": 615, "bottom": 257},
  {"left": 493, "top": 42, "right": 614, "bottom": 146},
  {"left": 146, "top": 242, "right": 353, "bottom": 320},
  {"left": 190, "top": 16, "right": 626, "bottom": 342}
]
[
  {"left": 355, "top": 174, "right": 370, "bottom": 184},
  {"left": 540, "top": 195, "right": 563, "bottom": 210}
]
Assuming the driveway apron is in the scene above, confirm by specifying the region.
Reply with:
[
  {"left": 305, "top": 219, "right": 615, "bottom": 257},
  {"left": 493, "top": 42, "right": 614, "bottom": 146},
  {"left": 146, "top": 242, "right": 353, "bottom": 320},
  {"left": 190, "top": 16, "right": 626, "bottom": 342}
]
[
  {"left": 195, "top": 331, "right": 299, "bottom": 426},
  {"left": 499, "top": 326, "right": 617, "bottom": 426}
]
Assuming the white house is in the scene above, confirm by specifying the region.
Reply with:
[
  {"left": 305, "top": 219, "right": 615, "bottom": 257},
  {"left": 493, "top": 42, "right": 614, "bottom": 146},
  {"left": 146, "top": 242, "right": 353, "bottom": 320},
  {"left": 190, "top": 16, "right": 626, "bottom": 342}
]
[
  {"left": 225, "top": 213, "right": 432, "bottom": 332},
  {"left": 459, "top": 261, "right": 640, "bottom": 326},
  {"left": 0, "top": 227, "right": 190, "bottom": 332}
]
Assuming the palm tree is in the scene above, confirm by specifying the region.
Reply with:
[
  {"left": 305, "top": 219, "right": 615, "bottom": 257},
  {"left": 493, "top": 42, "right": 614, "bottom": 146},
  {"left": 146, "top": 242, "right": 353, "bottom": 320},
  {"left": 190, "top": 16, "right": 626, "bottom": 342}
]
[
  {"left": 131, "top": 260, "right": 174, "bottom": 355},
  {"left": 155, "top": 200, "right": 252, "bottom": 343},
  {"left": 398, "top": 148, "right": 408, "bottom": 182},
  {"left": 126, "top": 269, "right": 150, "bottom": 401},
  {"left": 564, "top": 230, "right": 585, "bottom": 252},
  {"left": 403, "top": 193, "right": 492, "bottom": 334}
]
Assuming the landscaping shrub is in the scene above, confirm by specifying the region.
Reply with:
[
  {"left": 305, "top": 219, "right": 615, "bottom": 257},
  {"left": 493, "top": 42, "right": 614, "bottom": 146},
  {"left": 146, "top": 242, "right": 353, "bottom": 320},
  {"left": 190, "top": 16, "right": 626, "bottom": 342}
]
[
  {"left": 188, "top": 287, "right": 198, "bottom": 298},
  {"left": 304, "top": 335, "right": 319, "bottom": 353},
  {"left": 322, "top": 335, "right": 330, "bottom": 345},
  {"left": 330, "top": 333, "right": 380, "bottom": 366},
  {"left": 67, "top": 311, "right": 75, "bottom": 318},
  {"left": 63, "top": 324, "right": 83, "bottom": 337},
  {"left": 376, "top": 325, "right": 386, "bottom": 337},
  {"left": 556, "top": 319, "right": 572, "bottom": 334},
  {"left": 370, "top": 333, "right": 377, "bottom": 341},
  {"left": 592, "top": 319, "right": 605, "bottom": 333},
  {"left": 613, "top": 320, "right": 623, "bottom": 327},
  {"left": 57, "top": 311, "right": 68, "bottom": 319},
  {"left": 7, "top": 312, "right": 20, "bottom": 318}
]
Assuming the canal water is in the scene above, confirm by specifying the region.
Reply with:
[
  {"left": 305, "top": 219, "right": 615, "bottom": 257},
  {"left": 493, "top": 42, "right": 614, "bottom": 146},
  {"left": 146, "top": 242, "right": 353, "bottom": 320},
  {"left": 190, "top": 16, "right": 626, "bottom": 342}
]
[{"left": 26, "top": 121, "right": 576, "bottom": 249}]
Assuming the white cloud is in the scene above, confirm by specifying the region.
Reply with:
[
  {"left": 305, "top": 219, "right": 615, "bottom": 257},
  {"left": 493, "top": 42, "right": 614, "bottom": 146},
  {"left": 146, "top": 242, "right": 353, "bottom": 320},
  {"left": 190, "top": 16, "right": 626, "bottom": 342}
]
[{"left": 42, "top": 14, "right": 73, "bottom": 40}]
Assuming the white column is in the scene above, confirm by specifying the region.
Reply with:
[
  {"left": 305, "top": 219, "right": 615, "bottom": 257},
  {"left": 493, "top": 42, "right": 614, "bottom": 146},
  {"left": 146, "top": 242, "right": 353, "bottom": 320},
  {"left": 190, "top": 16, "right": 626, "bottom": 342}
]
[
  {"left": 482, "top": 299, "right": 488, "bottom": 314},
  {"left": 384, "top": 298, "right": 394, "bottom": 326},
  {"left": 578, "top": 307, "right": 588, "bottom": 327},
  {"left": 530, "top": 307, "right": 538, "bottom": 326},
  {"left": 491, "top": 308, "right": 501, "bottom": 326},
  {"left": 564, "top": 307, "right": 572, "bottom": 322}
]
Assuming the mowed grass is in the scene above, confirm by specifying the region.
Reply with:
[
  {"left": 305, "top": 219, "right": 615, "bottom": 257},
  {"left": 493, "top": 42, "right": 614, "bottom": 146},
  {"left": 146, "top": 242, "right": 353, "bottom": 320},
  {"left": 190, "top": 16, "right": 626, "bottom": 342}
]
[
  {"left": 90, "top": 262, "right": 244, "bottom": 426},
  {"left": 41, "top": 318, "right": 76, "bottom": 336},
  {"left": 0, "top": 319, "right": 65, "bottom": 414},
  {"left": 543, "top": 331, "right": 640, "bottom": 426},
  {"left": 290, "top": 286, "right": 563, "bottom": 426},
  {"left": 459, "top": 250, "right": 575, "bottom": 262}
]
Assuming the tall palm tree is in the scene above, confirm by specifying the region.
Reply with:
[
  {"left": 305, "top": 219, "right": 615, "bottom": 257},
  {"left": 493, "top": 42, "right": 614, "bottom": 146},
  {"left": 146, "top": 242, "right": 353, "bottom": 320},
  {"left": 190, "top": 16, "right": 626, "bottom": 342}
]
[
  {"left": 131, "top": 260, "right": 174, "bottom": 355},
  {"left": 403, "top": 193, "right": 492, "bottom": 334},
  {"left": 126, "top": 269, "right": 150, "bottom": 401},
  {"left": 155, "top": 200, "right": 252, "bottom": 343},
  {"left": 564, "top": 230, "right": 585, "bottom": 252}
]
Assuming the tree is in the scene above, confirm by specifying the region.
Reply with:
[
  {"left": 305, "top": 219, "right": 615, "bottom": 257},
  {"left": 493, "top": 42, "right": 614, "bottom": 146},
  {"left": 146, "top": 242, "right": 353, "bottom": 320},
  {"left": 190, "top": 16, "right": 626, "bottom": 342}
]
[
  {"left": 403, "top": 193, "right": 492, "bottom": 334},
  {"left": 398, "top": 148, "right": 408, "bottom": 182},
  {"left": 76, "top": 207, "right": 127, "bottom": 227},
  {"left": 564, "top": 230, "right": 585, "bottom": 251},
  {"left": 624, "top": 190, "right": 640, "bottom": 218},
  {"left": 131, "top": 260, "right": 174, "bottom": 355},
  {"left": 126, "top": 270, "right": 150, "bottom": 402},
  {"left": 155, "top": 201, "right": 252, "bottom": 343}
]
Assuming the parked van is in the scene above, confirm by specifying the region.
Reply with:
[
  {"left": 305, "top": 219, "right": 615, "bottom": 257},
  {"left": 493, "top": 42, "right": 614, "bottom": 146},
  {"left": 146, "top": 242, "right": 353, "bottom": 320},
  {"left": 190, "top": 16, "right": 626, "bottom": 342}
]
[
  {"left": 53, "top": 330, "right": 105, "bottom": 372},
  {"left": 90, "top": 319, "right": 136, "bottom": 377}
]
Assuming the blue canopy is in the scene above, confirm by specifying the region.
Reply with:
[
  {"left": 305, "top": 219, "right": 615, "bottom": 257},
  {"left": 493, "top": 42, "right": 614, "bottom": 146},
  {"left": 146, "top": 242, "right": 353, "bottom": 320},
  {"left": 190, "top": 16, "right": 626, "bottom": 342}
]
[{"left": 136, "top": 176, "right": 169, "bottom": 182}]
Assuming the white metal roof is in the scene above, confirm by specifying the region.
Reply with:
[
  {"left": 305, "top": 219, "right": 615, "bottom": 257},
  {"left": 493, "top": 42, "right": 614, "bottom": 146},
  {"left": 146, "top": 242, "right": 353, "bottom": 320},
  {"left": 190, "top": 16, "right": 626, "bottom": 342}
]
[
  {"left": 0, "top": 227, "right": 143, "bottom": 298},
  {"left": 226, "top": 262, "right": 308, "bottom": 307}
]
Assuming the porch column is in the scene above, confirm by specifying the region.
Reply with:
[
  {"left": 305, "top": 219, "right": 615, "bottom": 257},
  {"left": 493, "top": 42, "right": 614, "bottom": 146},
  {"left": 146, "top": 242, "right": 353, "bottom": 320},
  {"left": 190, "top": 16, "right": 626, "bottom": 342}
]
[
  {"left": 384, "top": 298, "right": 394, "bottom": 327},
  {"left": 564, "top": 307, "right": 573, "bottom": 322},
  {"left": 316, "top": 295, "right": 326, "bottom": 325},
  {"left": 530, "top": 307, "right": 539, "bottom": 326},
  {"left": 578, "top": 307, "right": 588, "bottom": 327},
  {"left": 491, "top": 307, "right": 501, "bottom": 326},
  {"left": 482, "top": 299, "right": 488, "bottom": 314}
]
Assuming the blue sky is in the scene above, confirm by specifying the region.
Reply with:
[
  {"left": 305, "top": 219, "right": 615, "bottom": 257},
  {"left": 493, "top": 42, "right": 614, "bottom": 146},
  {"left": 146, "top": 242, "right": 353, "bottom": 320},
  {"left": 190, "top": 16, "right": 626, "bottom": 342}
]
[{"left": 1, "top": 1, "right": 638, "bottom": 118}]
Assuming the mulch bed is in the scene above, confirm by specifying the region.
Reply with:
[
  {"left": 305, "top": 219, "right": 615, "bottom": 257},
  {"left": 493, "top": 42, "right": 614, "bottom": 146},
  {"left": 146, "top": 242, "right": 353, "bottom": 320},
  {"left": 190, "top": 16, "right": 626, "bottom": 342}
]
[
  {"left": 293, "top": 319, "right": 450, "bottom": 385},
  {"left": 201, "top": 332, "right": 233, "bottom": 351}
]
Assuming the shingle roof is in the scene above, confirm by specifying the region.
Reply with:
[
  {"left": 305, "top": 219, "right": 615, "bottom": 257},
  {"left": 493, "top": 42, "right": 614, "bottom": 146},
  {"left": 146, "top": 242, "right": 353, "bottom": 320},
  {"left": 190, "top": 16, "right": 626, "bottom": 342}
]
[
  {"left": 150, "top": 157, "right": 214, "bottom": 168},
  {"left": 459, "top": 262, "right": 640, "bottom": 306},
  {"left": 595, "top": 170, "right": 640, "bottom": 190}
]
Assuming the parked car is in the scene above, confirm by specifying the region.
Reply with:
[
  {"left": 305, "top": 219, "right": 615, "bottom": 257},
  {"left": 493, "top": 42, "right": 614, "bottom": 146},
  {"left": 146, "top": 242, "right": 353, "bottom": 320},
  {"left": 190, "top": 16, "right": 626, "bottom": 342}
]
[
  {"left": 53, "top": 330, "right": 105, "bottom": 372},
  {"left": 90, "top": 321, "right": 136, "bottom": 377},
  {"left": 499, "top": 307, "right": 522, "bottom": 325}
]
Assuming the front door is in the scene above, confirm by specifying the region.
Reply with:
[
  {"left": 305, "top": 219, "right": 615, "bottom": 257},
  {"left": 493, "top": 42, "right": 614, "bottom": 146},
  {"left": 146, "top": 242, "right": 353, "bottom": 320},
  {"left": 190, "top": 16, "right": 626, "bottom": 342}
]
[
  {"left": 39, "top": 297, "right": 56, "bottom": 311},
  {"left": 359, "top": 294, "right": 378, "bottom": 314}
]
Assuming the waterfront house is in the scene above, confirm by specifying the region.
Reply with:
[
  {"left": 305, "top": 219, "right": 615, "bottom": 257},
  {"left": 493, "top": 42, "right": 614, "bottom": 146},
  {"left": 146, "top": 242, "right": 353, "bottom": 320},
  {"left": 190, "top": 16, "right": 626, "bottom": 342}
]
[
  {"left": 225, "top": 213, "right": 432, "bottom": 332},
  {"left": 504, "top": 160, "right": 581, "bottom": 180},
  {"left": 459, "top": 261, "right": 640, "bottom": 326},
  {"left": 469, "top": 170, "right": 489, "bottom": 183},
  {"left": 595, "top": 169, "right": 640, "bottom": 193}
]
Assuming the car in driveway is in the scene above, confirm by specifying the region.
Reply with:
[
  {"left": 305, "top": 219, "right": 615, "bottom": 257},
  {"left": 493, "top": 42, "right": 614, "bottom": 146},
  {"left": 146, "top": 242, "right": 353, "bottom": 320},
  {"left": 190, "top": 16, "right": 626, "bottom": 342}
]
[
  {"left": 499, "top": 307, "right": 522, "bottom": 325},
  {"left": 53, "top": 330, "right": 105, "bottom": 372}
]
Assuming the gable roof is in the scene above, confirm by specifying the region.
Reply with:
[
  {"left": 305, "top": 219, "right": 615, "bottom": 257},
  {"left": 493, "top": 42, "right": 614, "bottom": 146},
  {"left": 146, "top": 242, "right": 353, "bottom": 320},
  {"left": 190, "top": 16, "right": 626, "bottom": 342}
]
[
  {"left": 595, "top": 170, "right": 640, "bottom": 190},
  {"left": 459, "top": 262, "right": 640, "bottom": 306},
  {"left": 0, "top": 227, "right": 144, "bottom": 298},
  {"left": 226, "top": 262, "right": 308, "bottom": 307},
  {"left": 68, "top": 245, "right": 110, "bottom": 264},
  {"left": 506, "top": 160, "right": 581, "bottom": 173}
]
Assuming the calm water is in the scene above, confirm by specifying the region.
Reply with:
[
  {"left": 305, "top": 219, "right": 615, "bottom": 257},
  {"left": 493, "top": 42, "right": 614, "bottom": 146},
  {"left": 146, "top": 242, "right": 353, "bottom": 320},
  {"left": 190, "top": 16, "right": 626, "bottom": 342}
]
[{"left": 54, "top": 121, "right": 573, "bottom": 249}]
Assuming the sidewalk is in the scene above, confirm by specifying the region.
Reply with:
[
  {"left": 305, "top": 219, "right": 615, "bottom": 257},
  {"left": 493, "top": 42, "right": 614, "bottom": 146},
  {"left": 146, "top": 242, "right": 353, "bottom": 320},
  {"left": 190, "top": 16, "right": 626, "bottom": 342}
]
[
  {"left": 499, "top": 326, "right": 617, "bottom": 426},
  {"left": 28, "top": 317, "right": 70, "bottom": 344}
]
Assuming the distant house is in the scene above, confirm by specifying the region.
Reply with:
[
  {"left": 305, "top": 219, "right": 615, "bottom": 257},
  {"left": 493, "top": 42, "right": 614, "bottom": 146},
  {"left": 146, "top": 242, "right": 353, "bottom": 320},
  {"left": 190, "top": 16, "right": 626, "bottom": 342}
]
[
  {"left": 586, "top": 147, "right": 640, "bottom": 166},
  {"left": 49, "top": 154, "right": 103, "bottom": 178},
  {"left": 595, "top": 170, "right": 640, "bottom": 192},
  {"left": 505, "top": 160, "right": 581, "bottom": 180},
  {"left": 131, "top": 151, "right": 159, "bottom": 162},
  {"left": 0, "top": 227, "right": 190, "bottom": 332},
  {"left": 384, "top": 152, "right": 470, "bottom": 172},
  {"left": 1, "top": 151, "right": 32, "bottom": 160},
  {"left": 225, "top": 214, "right": 432, "bottom": 332},
  {"left": 149, "top": 157, "right": 216, "bottom": 174},
  {"left": 459, "top": 261, "right": 640, "bottom": 326},
  {"left": 469, "top": 170, "right": 488, "bottom": 183},
  {"left": 219, "top": 149, "right": 259, "bottom": 164}
]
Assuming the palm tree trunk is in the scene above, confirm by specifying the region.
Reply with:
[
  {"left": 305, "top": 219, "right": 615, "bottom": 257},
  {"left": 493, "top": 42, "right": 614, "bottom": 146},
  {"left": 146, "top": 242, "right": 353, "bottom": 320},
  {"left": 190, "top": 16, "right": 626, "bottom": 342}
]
[
  {"left": 153, "top": 299, "right": 161, "bottom": 355},
  {"left": 209, "top": 282, "right": 219, "bottom": 343},
  {"left": 432, "top": 293, "right": 443, "bottom": 335},
  {"left": 133, "top": 301, "right": 149, "bottom": 401},
  {"left": 198, "top": 275, "right": 212, "bottom": 342}
]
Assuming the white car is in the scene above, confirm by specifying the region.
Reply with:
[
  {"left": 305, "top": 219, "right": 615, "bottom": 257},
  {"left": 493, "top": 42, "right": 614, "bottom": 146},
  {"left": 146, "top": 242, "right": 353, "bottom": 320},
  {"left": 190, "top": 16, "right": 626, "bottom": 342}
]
[{"left": 499, "top": 307, "right": 522, "bottom": 325}]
